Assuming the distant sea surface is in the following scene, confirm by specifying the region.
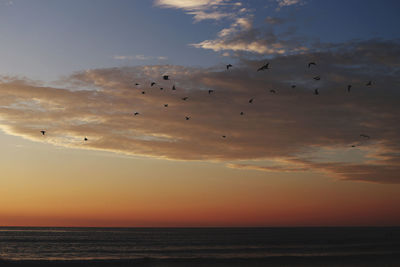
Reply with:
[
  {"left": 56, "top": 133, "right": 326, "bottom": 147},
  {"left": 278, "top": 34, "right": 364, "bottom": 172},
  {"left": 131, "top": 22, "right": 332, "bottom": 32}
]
[{"left": 1, "top": 227, "right": 400, "bottom": 266}]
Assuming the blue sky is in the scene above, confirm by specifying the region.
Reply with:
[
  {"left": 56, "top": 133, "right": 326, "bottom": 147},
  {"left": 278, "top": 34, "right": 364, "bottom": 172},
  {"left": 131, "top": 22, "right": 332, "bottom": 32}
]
[{"left": 0, "top": 0, "right": 399, "bottom": 81}]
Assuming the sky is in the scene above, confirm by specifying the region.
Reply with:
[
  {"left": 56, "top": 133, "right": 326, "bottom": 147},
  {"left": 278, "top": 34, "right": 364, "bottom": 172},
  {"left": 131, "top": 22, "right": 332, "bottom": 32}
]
[{"left": 0, "top": 0, "right": 400, "bottom": 227}]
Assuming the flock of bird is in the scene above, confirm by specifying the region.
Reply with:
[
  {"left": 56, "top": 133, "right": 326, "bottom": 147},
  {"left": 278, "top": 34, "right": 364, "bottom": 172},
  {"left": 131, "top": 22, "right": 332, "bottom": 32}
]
[{"left": 39, "top": 61, "right": 372, "bottom": 148}]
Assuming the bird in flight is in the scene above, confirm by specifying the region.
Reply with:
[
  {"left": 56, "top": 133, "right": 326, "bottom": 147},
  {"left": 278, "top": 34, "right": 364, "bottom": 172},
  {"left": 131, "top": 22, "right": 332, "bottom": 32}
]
[
  {"left": 182, "top": 97, "right": 188, "bottom": 101},
  {"left": 163, "top": 75, "right": 169, "bottom": 80},
  {"left": 257, "top": 63, "right": 270, "bottom": 71},
  {"left": 160, "top": 87, "right": 164, "bottom": 90},
  {"left": 347, "top": 85, "right": 352, "bottom": 92},
  {"left": 314, "top": 89, "right": 319, "bottom": 95},
  {"left": 313, "top": 76, "right": 321, "bottom": 81},
  {"left": 141, "top": 91, "right": 145, "bottom": 94},
  {"left": 172, "top": 85, "right": 176, "bottom": 90},
  {"left": 270, "top": 89, "right": 276, "bottom": 94},
  {"left": 360, "top": 134, "right": 370, "bottom": 139},
  {"left": 135, "top": 83, "right": 140, "bottom": 86},
  {"left": 185, "top": 116, "right": 190, "bottom": 120},
  {"left": 208, "top": 89, "right": 214, "bottom": 94},
  {"left": 366, "top": 81, "right": 372, "bottom": 86},
  {"left": 222, "top": 135, "right": 226, "bottom": 138},
  {"left": 226, "top": 64, "right": 233, "bottom": 70},
  {"left": 308, "top": 62, "right": 316, "bottom": 68},
  {"left": 84, "top": 137, "right": 88, "bottom": 141},
  {"left": 40, "top": 130, "right": 46, "bottom": 136},
  {"left": 240, "top": 111, "right": 244, "bottom": 115},
  {"left": 151, "top": 82, "right": 156, "bottom": 87},
  {"left": 164, "top": 104, "right": 168, "bottom": 107},
  {"left": 351, "top": 134, "right": 370, "bottom": 148},
  {"left": 249, "top": 98, "right": 254, "bottom": 103},
  {"left": 134, "top": 112, "right": 140, "bottom": 116}
]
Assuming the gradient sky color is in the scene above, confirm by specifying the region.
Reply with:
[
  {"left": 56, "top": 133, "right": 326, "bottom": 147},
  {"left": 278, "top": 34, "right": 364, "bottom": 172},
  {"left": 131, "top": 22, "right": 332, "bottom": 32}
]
[{"left": 0, "top": 0, "right": 400, "bottom": 227}]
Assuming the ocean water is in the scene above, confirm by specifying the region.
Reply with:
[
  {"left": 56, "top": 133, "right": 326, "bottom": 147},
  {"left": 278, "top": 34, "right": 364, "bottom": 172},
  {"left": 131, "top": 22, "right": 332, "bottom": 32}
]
[{"left": 0, "top": 227, "right": 399, "bottom": 264}]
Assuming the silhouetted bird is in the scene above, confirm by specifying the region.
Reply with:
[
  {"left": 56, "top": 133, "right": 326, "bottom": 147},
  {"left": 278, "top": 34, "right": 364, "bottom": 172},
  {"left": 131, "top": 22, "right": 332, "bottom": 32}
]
[
  {"left": 291, "top": 85, "right": 296, "bottom": 88},
  {"left": 257, "top": 63, "right": 270, "bottom": 71},
  {"left": 172, "top": 85, "right": 176, "bottom": 90},
  {"left": 84, "top": 137, "right": 88, "bottom": 141},
  {"left": 347, "top": 85, "right": 352, "bottom": 92},
  {"left": 164, "top": 104, "right": 168, "bottom": 107},
  {"left": 40, "top": 130, "right": 46, "bottom": 136},
  {"left": 351, "top": 145, "right": 356, "bottom": 148},
  {"left": 249, "top": 98, "right": 254, "bottom": 103},
  {"left": 141, "top": 91, "right": 145, "bottom": 94},
  {"left": 308, "top": 62, "right": 316, "bottom": 68},
  {"left": 135, "top": 83, "right": 140, "bottom": 86},
  {"left": 208, "top": 89, "right": 214, "bottom": 94},
  {"left": 185, "top": 116, "right": 190, "bottom": 120},
  {"left": 182, "top": 97, "right": 188, "bottom": 101},
  {"left": 270, "top": 89, "right": 276, "bottom": 93},
  {"left": 360, "top": 134, "right": 370, "bottom": 139},
  {"left": 151, "top": 82, "right": 156, "bottom": 87},
  {"left": 222, "top": 135, "right": 226, "bottom": 138},
  {"left": 134, "top": 112, "right": 139, "bottom": 116},
  {"left": 226, "top": 64, "right": 233, "bottom": 70},
  {"left": 160, "top": 87, "right": 164, "bottom": 90},
  {"left": 314, "top": 89, "right": 319, "bottom": 95},
  {"left": 163, "top": 75, "right": 169, "bottom": 80},
  {"left": 313, "top": 76, "right": 321, "bottom": 81},
  {"left": 366, "top": 81, "right": 372, "bottom": 86},
  {"left": 240, "top": 112, "right": 244, "bottom": 115}
]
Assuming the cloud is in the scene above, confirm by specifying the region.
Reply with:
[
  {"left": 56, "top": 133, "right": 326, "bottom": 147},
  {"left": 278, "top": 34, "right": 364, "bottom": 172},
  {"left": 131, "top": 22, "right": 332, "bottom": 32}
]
[
  {"left": 113, "top": 55, "right": 168, "bottom": 61},
  {"left": 265, "top": 16, "right": 287, "bottom": 25},
  {"left": 227, "top": 163, "right": 310, "bottom": 172},
  {"left": 113, "top": 55, "right": 136, "bottom": 60},
  {"left": 154, "top": 0, "right": 224, "bottom": 10},
  {"left": 1, "top": 0, "right": 13, "bottom": 6},
  {"left": 154, "top": 0, "right": 239, "bottom": 22},
  {"left": 191, "top": 16, "right": 308, "bottom": 55},
  {"left": 227, "top": 158, "right": 400, "bottom": 184},
  {"left": 276, "top": 0, "right": 304, "bottom": 7},
  {"left": 0, "top": 40, "right": 399, "bottom": 183},
  {"left": 187, "top": 10, "right": 231, "bottom": 21},
  {"left": 155, "top": 0, "right": 308, "bottom": 55},
  {"left": 274, "top": 0, "right": 306, "bottom": 11},
  {"left": 299, "top": 160, "right": 400, "bottom": 184}
]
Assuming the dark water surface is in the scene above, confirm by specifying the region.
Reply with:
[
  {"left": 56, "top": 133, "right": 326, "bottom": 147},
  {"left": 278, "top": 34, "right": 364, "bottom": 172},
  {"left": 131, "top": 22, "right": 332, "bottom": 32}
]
[{"left": 0, "top": 227, "right": 399, "bottom": 266}]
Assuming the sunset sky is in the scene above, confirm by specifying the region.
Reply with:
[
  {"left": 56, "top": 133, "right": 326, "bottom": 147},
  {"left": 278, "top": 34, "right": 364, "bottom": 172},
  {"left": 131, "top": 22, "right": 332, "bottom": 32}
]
[{"left": 1, "top": 0, "right": 400, "bottom": 227}]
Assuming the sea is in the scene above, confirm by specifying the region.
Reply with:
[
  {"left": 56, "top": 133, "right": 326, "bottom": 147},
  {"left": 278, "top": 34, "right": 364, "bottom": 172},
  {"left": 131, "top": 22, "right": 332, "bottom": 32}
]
[{"left": 0, "top": 227, "right": 400, "bottom": 266}]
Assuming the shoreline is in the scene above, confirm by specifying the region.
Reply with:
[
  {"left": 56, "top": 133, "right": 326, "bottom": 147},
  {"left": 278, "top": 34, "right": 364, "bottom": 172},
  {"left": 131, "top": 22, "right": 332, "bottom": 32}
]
[{"left": 2, "top": 254, "right": 400, "bottom": 267}]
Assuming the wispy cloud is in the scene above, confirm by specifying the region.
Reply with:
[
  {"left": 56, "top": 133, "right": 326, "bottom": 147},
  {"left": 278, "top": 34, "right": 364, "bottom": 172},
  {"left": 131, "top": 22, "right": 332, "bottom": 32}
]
[
  {"left": 0, "top": 40, "right": 399, "bottom": 183},
  {"left": 191, "top": 16, "right": 308, "bottom": 55},
  {"left": 265, "top": 16, "right": 287, "bottom": 25},
  {"left": 1, "top": 0, "right": 13, "bottom": 6},
  {"left": 113, "top": 55, "right": 136, "bottom": 60},
  {"left": 155, "top": 0, "right": 225, "bottom": 10},
  {"left": 155, "top": 0, "right": 308, "bottom": 55},
  {"left": 227, "top": 163, "right": 310, "bottom": 172},
  {"left": 276, "top": 0, "right": 304, "bottom": 8},
  {"left": 154, "top": 0, "right": 239, "bottom": 22},
  {"left": 113, "top": 55, "right": 168, "bottom": 61}
]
